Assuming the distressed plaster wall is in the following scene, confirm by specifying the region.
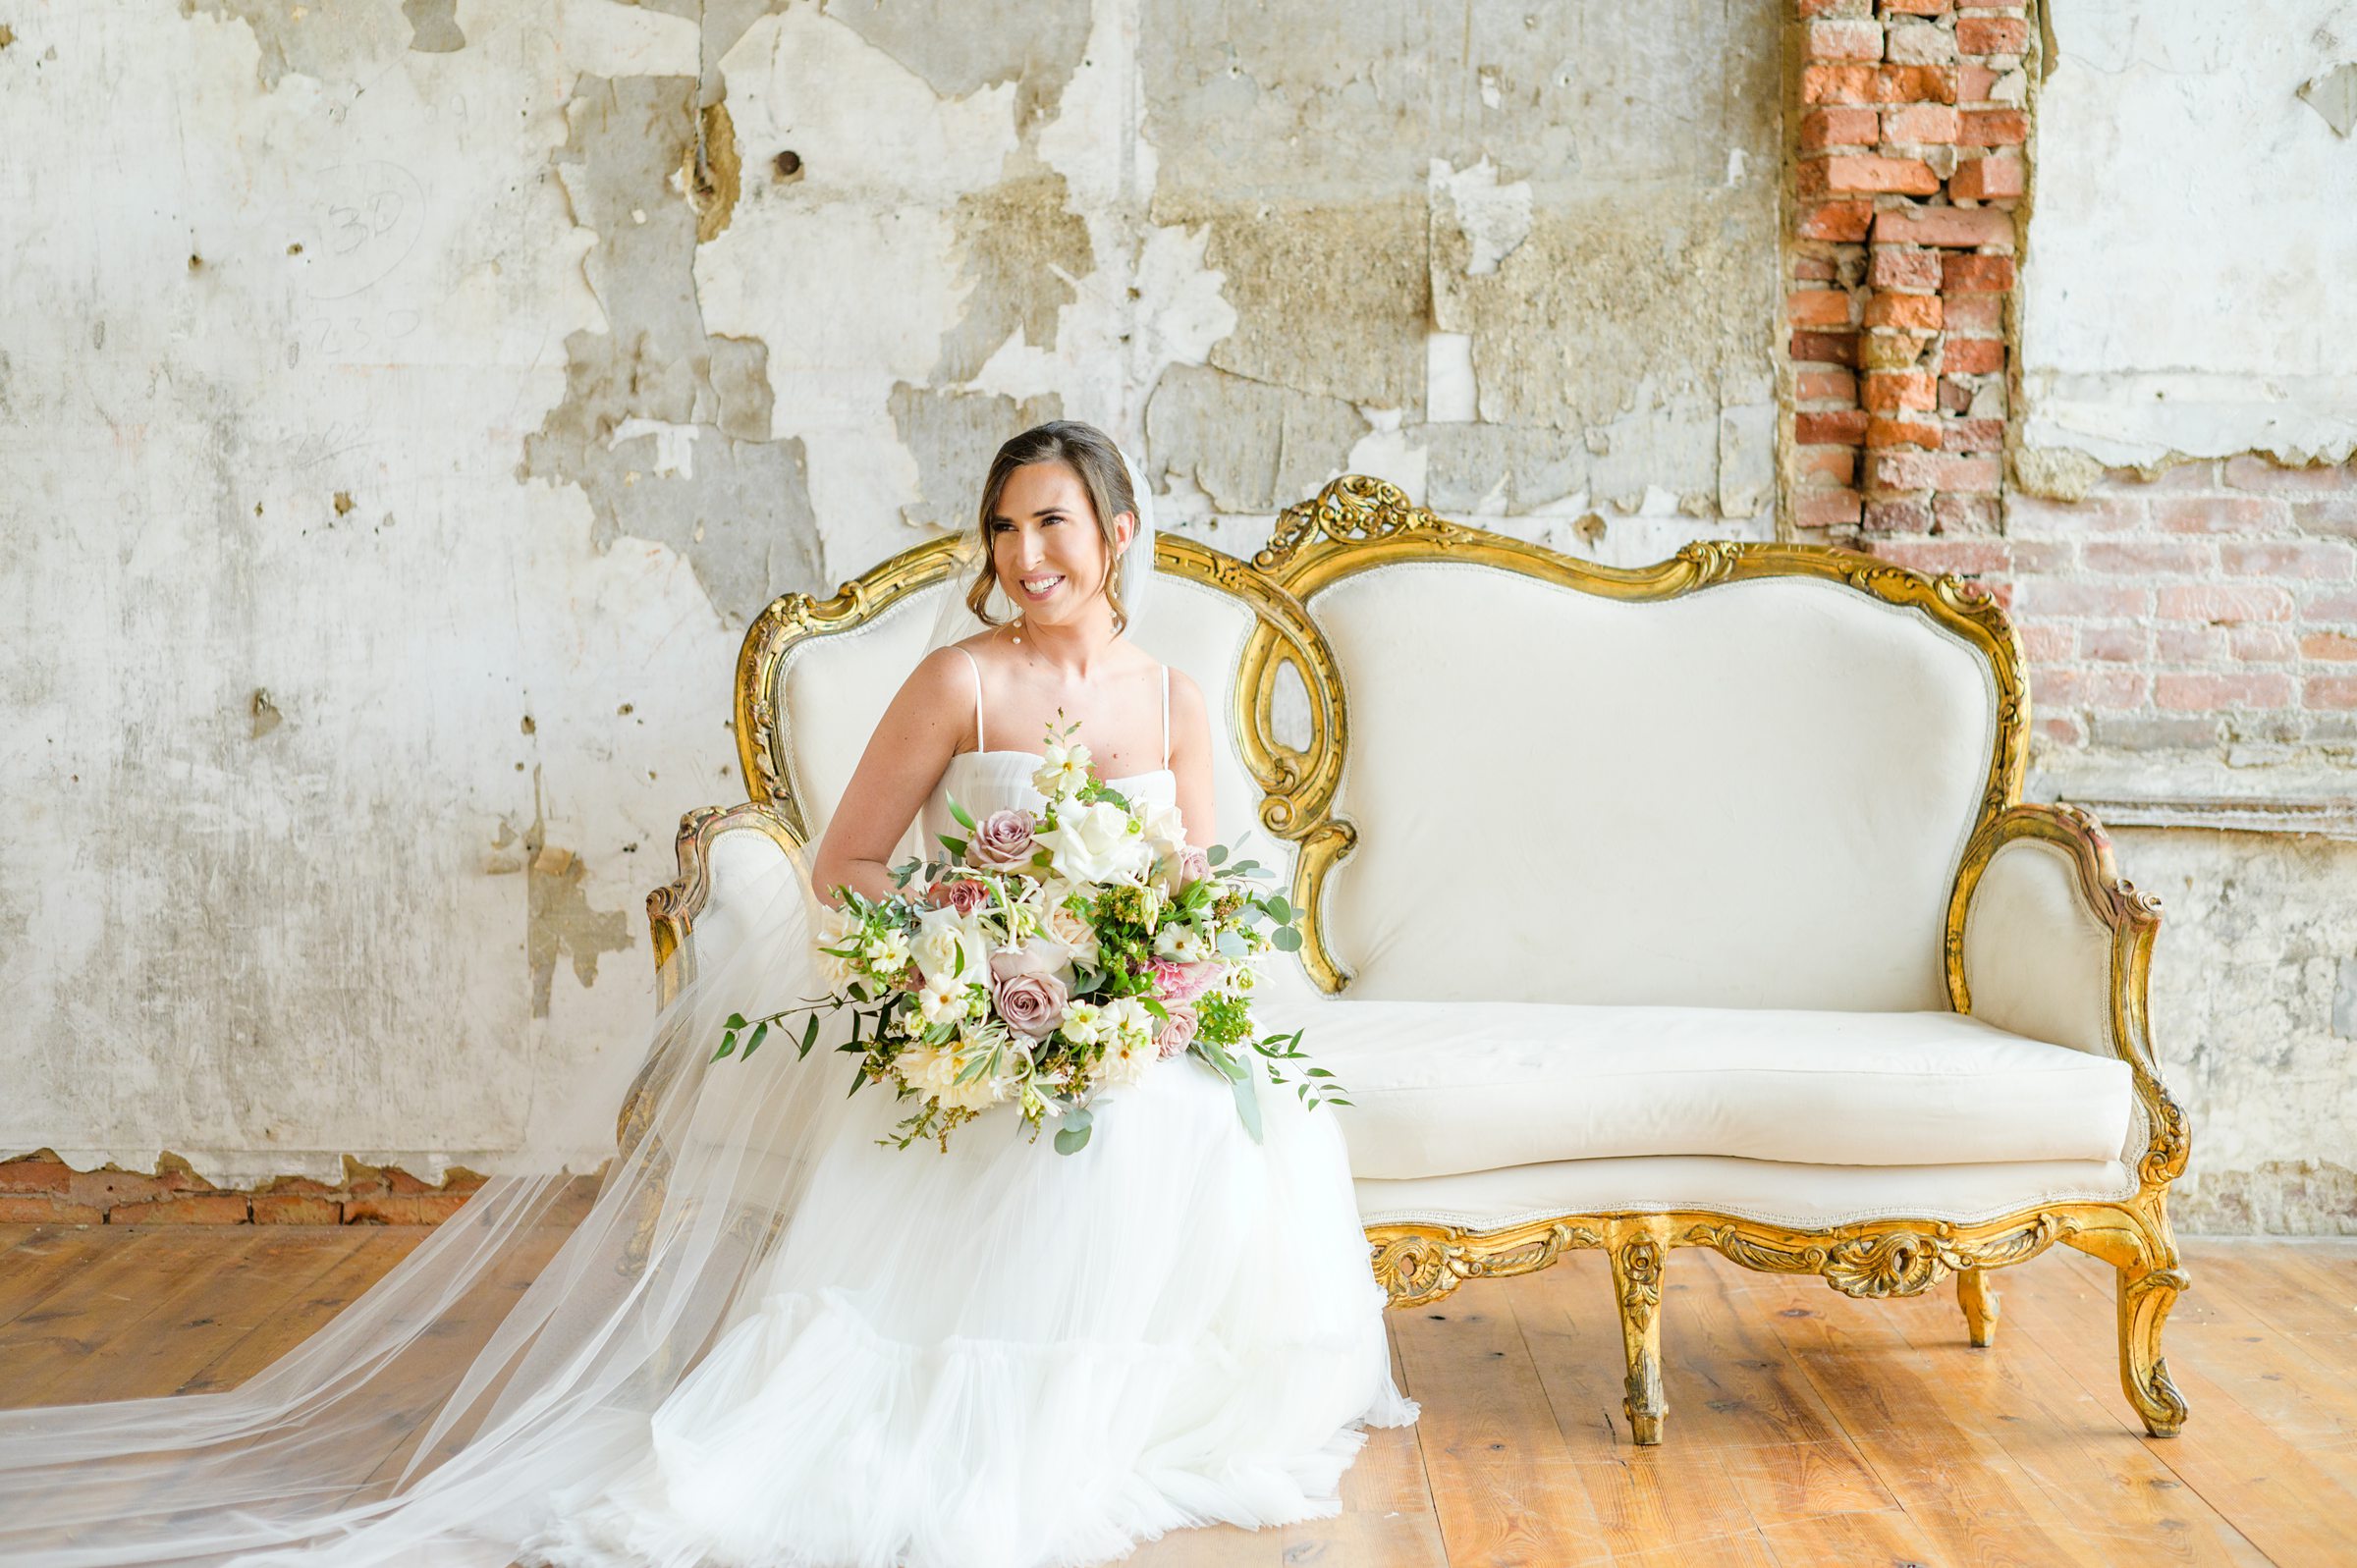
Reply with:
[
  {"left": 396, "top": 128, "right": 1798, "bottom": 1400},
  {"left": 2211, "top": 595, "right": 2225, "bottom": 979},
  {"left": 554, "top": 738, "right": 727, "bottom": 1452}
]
[{"left": 0, "top": 0, "right": 1789, "bottom": 1188}]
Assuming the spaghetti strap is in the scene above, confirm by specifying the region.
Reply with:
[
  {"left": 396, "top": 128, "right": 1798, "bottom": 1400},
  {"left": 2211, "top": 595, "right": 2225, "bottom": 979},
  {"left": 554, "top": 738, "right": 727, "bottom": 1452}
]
[
  {"left": 1160, "top": 664, "right": 1170, "bottom": 769},
  {"left": 957, "top": 645, "right": 986, "bottom": 752}
]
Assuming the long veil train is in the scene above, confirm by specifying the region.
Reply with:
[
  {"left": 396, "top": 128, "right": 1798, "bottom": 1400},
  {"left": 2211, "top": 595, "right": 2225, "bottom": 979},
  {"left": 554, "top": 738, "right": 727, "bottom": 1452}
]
[{"left": 0, "top": 446, "right": 1169, "bottom": 1567}]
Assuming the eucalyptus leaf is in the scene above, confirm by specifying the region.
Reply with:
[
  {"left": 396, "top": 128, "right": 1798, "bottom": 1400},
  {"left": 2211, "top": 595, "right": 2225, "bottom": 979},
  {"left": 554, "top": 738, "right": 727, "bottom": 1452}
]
[
  {"left": 1265, "top": 894, "right": 1292, "bottom": 922},
  {"left": 1053, "top": 1121, "right": 1094, "bottom": 1155},
  {"left": 1230, "top": 1072, "right": 1263, "bottom": 1143},
  {"left": 1271, "top": 927, "right": 1303, "bottom": 952},
  {"left": 1206, "top": 844, "right": 1228, "bottom": 866}
]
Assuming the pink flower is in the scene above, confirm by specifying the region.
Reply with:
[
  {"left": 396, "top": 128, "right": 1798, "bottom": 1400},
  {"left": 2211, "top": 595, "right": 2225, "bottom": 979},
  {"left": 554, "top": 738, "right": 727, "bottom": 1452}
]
[
  {"left": 1154, "top": 1006, "right": 1198, "bottom": 1058},
  {"left": 1178, "top": 846, "right": 1212, "bottom": 889},
  {"left": 929, "top": 877, "right": 993, "bottom": 916},
  {"left": 967, "top": 808, "right": 1039, "bottom": 872},
  {"left": 992, "top": 971, "right": 1069, "bottom": 1038},
  {"left": 1148, "top": 958, "right": 1223, "bottom": 1004}
]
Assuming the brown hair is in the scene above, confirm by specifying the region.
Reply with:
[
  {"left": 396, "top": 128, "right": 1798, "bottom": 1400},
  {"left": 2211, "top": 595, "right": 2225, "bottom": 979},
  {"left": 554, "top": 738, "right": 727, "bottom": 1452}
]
[{"left": 966, "top": 420, "right": 1139, "bottom": 633}]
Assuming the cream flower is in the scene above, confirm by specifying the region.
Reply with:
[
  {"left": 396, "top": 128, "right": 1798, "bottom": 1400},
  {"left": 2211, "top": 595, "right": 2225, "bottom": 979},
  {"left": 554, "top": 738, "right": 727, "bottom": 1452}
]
[
  {"left": 1059, "top": 999, "right": 1105, "bottom": 1047},
  {"left": 917, "top": 972, "right": 970, "bottom": 1027},
  {"left": 1038, "top": 799, "right": 1152, "bottom": 885},
  {"left": 1152, "top": 923, "right": 1214, "bottom": 962},
  {"left": 1030, "top": 739, "right": 1093, "bottom": 799},
  {"left": 859, "top": 926, "right": 911, "bottom": 976},
  {"left": 910, "top": 905, "right": 986, "bottom": 984},
  {"left": 1042, "top": 899, "right": 1100, "bottom": 968}
]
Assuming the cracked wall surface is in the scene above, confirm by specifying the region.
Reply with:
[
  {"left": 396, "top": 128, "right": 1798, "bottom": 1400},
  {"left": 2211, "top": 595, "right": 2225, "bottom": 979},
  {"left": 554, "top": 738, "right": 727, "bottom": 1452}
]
[{"left": 10, "top": 0, "right": 1793, "bottom": 1182}]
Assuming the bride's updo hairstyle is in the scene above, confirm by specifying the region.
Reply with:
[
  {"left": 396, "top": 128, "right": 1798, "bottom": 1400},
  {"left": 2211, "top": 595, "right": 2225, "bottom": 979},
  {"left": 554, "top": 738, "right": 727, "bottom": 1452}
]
[{"left": 968, "top": 419, "right": 1139, "bottom": 634}]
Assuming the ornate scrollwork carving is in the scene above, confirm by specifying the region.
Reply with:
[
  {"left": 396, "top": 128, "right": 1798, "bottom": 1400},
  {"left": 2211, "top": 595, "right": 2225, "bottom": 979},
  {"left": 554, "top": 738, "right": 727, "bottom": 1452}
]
[
  {"left": 1679, "top": 1213, "right": 2067, "bottom": 1299},
  {"left": 1254, "top": 474, "right": 1478, "bottom": 572},
  {"left": 1615, "top": 1233, "right": 1666, "bottom": 1329},
  {"left": 1367, "top": 1219, "right": 1605, "bottom": 1307}
]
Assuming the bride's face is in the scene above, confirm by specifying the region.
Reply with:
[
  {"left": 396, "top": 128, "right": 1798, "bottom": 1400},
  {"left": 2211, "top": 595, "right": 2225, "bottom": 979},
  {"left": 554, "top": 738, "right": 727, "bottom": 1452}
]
[{"left": 989, "top": 460, "right": 1132, "bottom": 627}]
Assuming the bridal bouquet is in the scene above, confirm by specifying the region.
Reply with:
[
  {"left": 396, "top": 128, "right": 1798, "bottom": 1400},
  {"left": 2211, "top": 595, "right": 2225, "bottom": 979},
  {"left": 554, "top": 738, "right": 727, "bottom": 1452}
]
[{"left": 714, "top": 722, "right": 1346, "bottom": 1155}]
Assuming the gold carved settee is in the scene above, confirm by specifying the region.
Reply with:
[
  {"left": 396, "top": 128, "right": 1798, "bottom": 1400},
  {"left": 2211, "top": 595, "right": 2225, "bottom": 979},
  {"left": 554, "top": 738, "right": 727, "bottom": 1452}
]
[{"left": 633, "top": 476, "right": 2188, "bottom": 1447}]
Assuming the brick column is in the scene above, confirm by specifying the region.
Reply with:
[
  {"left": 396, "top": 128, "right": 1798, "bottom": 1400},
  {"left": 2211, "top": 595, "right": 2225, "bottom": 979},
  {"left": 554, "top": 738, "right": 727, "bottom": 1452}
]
[{"left": 1788, "top": 0, "right": 2029, "bottom": 550}]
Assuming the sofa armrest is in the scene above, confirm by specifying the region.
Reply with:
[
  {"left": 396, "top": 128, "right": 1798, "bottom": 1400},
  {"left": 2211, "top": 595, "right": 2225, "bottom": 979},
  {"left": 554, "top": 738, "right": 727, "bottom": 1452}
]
[
  {"left": 621, "top": 801, "right": 804, "bottom": 1153},
  {"left": 1946, "top": 801, "right": 2188, "bottom": 1183}
]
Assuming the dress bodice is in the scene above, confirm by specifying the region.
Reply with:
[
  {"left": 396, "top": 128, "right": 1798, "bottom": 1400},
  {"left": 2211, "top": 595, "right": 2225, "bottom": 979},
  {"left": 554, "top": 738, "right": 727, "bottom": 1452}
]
[{"left": 919, "top": 752, "right": 1178, "bottom": 863}]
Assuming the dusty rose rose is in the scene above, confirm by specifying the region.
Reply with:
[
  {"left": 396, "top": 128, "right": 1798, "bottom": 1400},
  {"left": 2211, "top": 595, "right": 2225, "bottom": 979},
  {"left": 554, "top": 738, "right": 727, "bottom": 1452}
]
[
  {"left": 966, "top": 808, "right": 1039, "bottom": 872},
  {"left": 1178, "top": 846, "right": 1212, "bottom": 888},
  {"left": 992, "top": 969, "right": 1069, "bottom": 1038},
  {"left": 1148, "top": 957, "right": 1223, "bottom": 1004},
  {"left": 1154, "top": 1006, "right": 1199, "bottom": 1058},
  {"left": 928, "top": 877, "right": 993, "bottom": 916}
]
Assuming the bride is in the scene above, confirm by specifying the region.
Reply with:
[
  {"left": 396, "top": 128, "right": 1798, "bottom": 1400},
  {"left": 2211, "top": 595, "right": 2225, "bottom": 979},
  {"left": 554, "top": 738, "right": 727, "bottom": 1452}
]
[{"left": 0, "top": 419, "right": 1416, "bottom": 1568}]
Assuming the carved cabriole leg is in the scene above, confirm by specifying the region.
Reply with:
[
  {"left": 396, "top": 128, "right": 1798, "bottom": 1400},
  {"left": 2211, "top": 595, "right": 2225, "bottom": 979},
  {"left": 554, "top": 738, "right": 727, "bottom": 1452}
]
[
  {"left": 1956, "top": 1267, "right": 2000, "bottom": 1348},
  {"left": 2060, "top": 1196, "right": 2190, "bottom": 1437},
  {"left": 1606, "top": 1217, "right": 1671, "bottom": 1445}
]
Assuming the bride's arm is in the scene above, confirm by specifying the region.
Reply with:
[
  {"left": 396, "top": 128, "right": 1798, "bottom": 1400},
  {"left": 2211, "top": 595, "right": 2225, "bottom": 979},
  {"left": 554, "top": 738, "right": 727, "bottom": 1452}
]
[
  {"left": 808, "top": 648, "right": 970, "bottom": 907},
  {"left": 1167, "top": 667, "right": 1217, "bottom": 850}
]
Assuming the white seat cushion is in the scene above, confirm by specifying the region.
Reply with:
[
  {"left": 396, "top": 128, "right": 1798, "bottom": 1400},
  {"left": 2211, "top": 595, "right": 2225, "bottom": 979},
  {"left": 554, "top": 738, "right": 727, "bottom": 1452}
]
[{"left": 1254, "top": 999, "right": 2134, "bottom": 1177}]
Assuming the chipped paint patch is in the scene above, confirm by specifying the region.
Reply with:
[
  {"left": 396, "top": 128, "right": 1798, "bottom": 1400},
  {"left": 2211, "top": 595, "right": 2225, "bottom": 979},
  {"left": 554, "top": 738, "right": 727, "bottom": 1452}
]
[
  {"left": 1145, "top": 364, "right": 1364, "bottom": 513},
  {"left": 400, "top": 0, "right": 464, "bottom": 54},
  {"left": 1428, "top": 157, "right": 1532, "bottom": 278},
  {"left": 889, "top": 384, "right": 1065, "bottom": 530}
]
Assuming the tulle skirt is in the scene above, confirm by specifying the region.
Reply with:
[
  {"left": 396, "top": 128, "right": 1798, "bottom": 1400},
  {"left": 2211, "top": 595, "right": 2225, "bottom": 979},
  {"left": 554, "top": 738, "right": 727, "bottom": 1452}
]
[{"left": 516, "top": 1051, "right": 1416, "bottom": 1568}]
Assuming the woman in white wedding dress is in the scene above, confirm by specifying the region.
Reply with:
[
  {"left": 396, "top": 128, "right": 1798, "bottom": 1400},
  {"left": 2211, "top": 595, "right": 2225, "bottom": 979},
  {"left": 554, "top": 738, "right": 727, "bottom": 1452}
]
[{"left": 0, "top": 420, "right": 1413, "bottom": 1568}]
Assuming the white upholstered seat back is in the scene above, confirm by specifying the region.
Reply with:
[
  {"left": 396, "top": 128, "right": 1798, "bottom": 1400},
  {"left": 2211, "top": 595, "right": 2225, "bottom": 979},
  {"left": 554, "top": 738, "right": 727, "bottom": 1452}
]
[
  {"left": 1307, "top": 565, "right": 1997, "bottom": 1011},
  {"left": 769, "top": 570, "right": 1314, "bottom": 1000}
]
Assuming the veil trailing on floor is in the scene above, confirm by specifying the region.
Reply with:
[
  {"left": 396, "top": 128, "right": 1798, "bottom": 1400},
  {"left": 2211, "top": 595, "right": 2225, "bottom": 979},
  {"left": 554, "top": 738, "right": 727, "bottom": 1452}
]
[{"left": 0, "top": 445, "right": 1161, "bottom": 1567}]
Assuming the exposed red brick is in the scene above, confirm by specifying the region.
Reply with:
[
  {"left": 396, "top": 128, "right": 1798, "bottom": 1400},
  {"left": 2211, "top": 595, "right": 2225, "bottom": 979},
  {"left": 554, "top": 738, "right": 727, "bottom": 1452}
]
[
  {"left": 2157, "top": 672, "right": 2294, "bottom": 710},
  {"left": 109, "top": 1194, "right": 251, "bottom": 1225},
  {"left": 1803, "top": 65, "right": 1878, "bottom": 104},
  {"left": 1807, "top": 20, "right": 1885, "bottom": 62},
  {"left": 1862, "top": 368, "right": 1936, "bottom": 411},
  {"left": 1803, "top": 106, "right": 1882, "bottom": 148},
  {"left": 1945, "top": 293, "right": 2004, "bottom": 333},
  {"left": 2219, "top": 540, "right": 2357, "bottom": 579},
  {"left": 1937, "top": 454, "right": 2002, "bottom": 492},
  {"left": 2153, "top": 497, "right": 2292, "bottom": 535},
  {"left": 2228, "top": 625, "right": 2299, "bottom": 662},
  {"left": 2310, "top": 591, "right": 2357, "bottom": 620},
  {"left": 1874, "top": 64, "right": 1959, "bottom": 103},
  {"left": 1797, "top": 408, "right": 1871, "bottom": 444},
  {"left": 1883, "top": 103, "right": 1961, "bottom": 142},
  {"left": 2080, "top": 625, "right": 2152, "bottom": 662},
  {"left": 2157, "top": 625, "right": 2224, "bottom": 663},
  {"left": 1949, "top": 152, "right": 2025, "bottom": 200},
  {"left": 2158, "top": 583, "right": 2296, "bottom": 622},
  {"left": 1793, "top": 254, "right": 1838, "bottom": 282},
  {"left": 1868, "top": 245, "right": 1942, "bottom": 290},
  {"left": 2302, "top": 631, "right": 2357, "bottom": 661},
  {"left": 1943, "top": 417, "right": 2004, "bottom": 452},
  {"left": 2014, "top": 581, "right": 2153, "bottom": 618},
  {"left": 1938, "top": 377, "right": 1974, "bottom": 412},
  {"left": 1800, "top": 154, "right": 1941, "bottom": 196},
  {"left": 1791, "top": 329, "right": 1862, "bottom": 367},
  {"left": 2223, "top": 456, "right": 2357, "bottom": 493},
  {"left": 1796, "top": 367, "right": 1859, "bottom": 402},
  {"left": 1941, "top": 253, "right": 2017, "bottom": 292},
  {"left": 252, "top": 1195, "right": 344, "bottom": 1224},
  {"left": 2306, "top": 675, "right": 2357, "bottom": 709},
  {"left": 0, "top": 1155, "right": 73, "bottom": 1195},
  {"left": 1873, "top": 206, "right": 2015, "bottom": 248},
  {"left": 1959, "top": 63, "right": 2001, "bottom": 101},
  {"left": 346, "top": 1194, "right": 473, "bottom": 1225},
  {"left": 1862, "top": 495, "right": 1938, "bottom": 531},
  {"left": 1795, "top": 488, "right": 1865, "bottom": 527},
  {"left": 1959, "top": 108, "right": 2030, "bottom": 145},
  {"left": 1870, "top": 538, "right": 2012, "bottom": 575},
  {"left": 1935, "top": 494, "right": 2006, "bottom": 534},
  {"left": 1956, "top": 16, "right": 2029, "bottom": 54},
  {"left": 1867, "top": 414, "right": 1944, "bottom": 449},
  {"left": 0, "top": 1195, "right": 105, "bottom": 1224},
  {"left": 1787, "top": 288, "right": 1856, "bottom": 327},
  {"left": 1797, "top": 200, "right": 1874, "bottom": 242},
  {"left": 1883, "top": 0, "right": 1954, "bottom": 14},
  {"left": 1868, "top": 450, "right": 1940, "bottom": 491},
  {"left": 2035, "top": 713, "right": 2088, "bottom": 746},
  {"left": 2038, "top": 668, "right": 2152, "bottom": 711},
  {"left": 2082, "top": 540, "right": 2216, "bottom": 575},
  {"left": 1865, "top": 292, "right": 1943, "bottom": 330},
  {"left": 1942, "top": 338, "right": 2005, "bottom": 375},
  {"left": 1797, "top": 446, "right": 1859, "bottom": 483}
]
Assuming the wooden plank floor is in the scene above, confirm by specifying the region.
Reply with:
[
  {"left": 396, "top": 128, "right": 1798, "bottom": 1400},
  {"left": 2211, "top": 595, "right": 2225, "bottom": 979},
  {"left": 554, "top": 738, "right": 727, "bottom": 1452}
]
[{"left": 2, "top": 1226, "right": 2351, "bottom": 1565}]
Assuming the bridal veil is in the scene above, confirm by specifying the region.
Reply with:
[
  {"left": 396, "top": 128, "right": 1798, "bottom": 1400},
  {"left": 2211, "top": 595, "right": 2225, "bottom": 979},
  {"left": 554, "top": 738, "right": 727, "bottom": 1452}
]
[{"left": 0, "top": 444, "right": 1159, "bottom": 1566}]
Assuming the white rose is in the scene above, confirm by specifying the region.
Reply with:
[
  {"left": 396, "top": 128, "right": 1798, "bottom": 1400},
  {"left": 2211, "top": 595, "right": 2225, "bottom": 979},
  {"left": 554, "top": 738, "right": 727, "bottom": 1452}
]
[
  {"left": 1043, "top": 900, "right": 1100, "bottom": 967},
  {"left": 1141, "top": 803, "right": 1188, "bottom": 860},
  {"left": 1038, "top": 800, "right": 1152, "bottom": 885},
  {"left": 1030, "top": 739, "right": 1093, "bottom": 799},
  {"left": 910, "top": 906, "right": 986, "bottom": 984}
]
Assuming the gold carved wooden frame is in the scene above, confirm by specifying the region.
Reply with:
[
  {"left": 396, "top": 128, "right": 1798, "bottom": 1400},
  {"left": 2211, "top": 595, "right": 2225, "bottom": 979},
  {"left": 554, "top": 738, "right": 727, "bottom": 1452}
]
[{"left": 1252, "top": 476, "right": 2187, "bottom": 1446}]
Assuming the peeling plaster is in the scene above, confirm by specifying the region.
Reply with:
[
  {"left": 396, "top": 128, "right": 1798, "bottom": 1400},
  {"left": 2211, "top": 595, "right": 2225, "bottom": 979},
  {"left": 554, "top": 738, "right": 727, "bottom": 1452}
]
[
  {"left": 520, "top": 772, "right": 632, "bottom": 1020},
  {"left": 401, "top": 0, "right": 465, "bottom": 54},
  {"left": 522, "top": 75, "right": 824, "bottom": 617},
  {"left": 827, "top": 0, "right": 1091, "bottom": 133},
  {"left": 1145, "top": 363, "right": 1365, "bottom": 514},
  {"left": 1428, "top": 156, "right": 1532, "bottom": 278},
  {"left": 934, "top": 169, "right": 1094, "bottom": 383},
  {"left": 889, "top": 384, "right": 1066, "bottom": 531}
]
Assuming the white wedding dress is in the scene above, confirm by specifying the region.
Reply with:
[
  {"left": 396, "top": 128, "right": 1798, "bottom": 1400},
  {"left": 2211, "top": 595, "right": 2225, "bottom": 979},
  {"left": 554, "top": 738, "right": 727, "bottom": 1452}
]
[{"left": 0, "top": 656, "right": 1415, "bottom": 1568}]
